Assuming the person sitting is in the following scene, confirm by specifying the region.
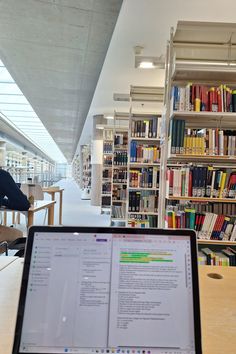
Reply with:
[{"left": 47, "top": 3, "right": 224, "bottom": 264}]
[{"left": 0, "top": 169, "right": 30, "bottom": 211}]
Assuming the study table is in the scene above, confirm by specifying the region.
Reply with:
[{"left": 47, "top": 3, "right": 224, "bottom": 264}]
[
  {"left": 42, "top": 187, "right": 64, "bottom": 224},
  {"left": 0, "top": 263, "right": 236, "bottom": 354}
]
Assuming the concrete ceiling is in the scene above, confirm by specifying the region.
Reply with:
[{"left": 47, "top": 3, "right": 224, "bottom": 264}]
[{"left": 0, "top": 0, "right": 122, "bottom": 162}]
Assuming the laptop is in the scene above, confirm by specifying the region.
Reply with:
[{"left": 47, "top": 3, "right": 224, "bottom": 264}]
[{"left": 12, "top": 226, "right": 202, "bottom": 354}]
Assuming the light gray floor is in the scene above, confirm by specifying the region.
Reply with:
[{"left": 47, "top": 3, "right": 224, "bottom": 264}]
[
  {"left": 4, "top": 178, "right": 110, "bottom": 230},
  {"left": 53, "top": 178, "right": 110, "bottom": 226}
]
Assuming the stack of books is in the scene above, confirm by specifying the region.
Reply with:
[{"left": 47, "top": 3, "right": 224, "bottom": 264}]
[
  {"left": 102, "top": 183, "right": 111, "bottom": 194},
  {"left": 103, "top": 156, "right": 112, "bottom": 166},
  {"left": 114, "top": 151, "right": 128, "bottom": 165},
  {"left": 129, "top": 167, "right": 159, "bottom": 188},
  {"left": 103, "top": 142, "right": 113, "bottom": 154},
  {"left": 112, "top": 185, "right": 127, "bottom": 201},
  {"left": 112, "top": 205, "right": 126, "bottom": 219},
  {"left": 128, "top": 191, "right": 158, "bottom": 213},
  {"left": 131, "top": 117, "right": 161, "bottom": 138},
  {"left": 165, "top": 206, "right": 236, "bottom": 241},
  {"left": 103, "top": 169, "right": 112, "bottom": 179},
  {"left": 170, "top": 119, "right": 236, "bottom": 156},
  {"left": 198, "top": 247, "right": 236, "bottom": 266},
  {"left": 172, "top": 83, "right": 236, "bottom": 112},
  {"left": 166, "top": 167, "right": 236, "bottom": 198},
  {"left": 114, "top": 133, "right": 128, "bottom": 147},
  {"left": 128, "top": 215, "right": 158, "bottom": 228},
  {"left": 130, "top": 142, "right": 160, "bottom": 163},
  {"left": 113, "top": 169, "right": 127, "bottom": 183}
]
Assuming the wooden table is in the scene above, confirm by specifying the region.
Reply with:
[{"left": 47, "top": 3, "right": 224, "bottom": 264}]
[
  {"left": 0, "top": 258, "right": 24, "bottom": 354},
  {"left": 0, "top": 256, "right": 18, "bottom": 271},
  {"left": 27, "top": 200, "right": 56, "bottom": 227},
  {"left": 43, "top": 187, "right": 64, "bottom": 224},
  {"left": 1, "top": 264, "right": 236, "bottom": 354},
  {"left": 199, "top": 266, "right": 236, "bottom": 354}
]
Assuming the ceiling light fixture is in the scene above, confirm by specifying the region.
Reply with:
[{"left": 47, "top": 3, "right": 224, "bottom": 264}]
[
  {"left": 135, "top": 55, "right": 165, "bottom": 69},
  {"left": 104, "top": 115, "right": 114, "bottom": 120}
]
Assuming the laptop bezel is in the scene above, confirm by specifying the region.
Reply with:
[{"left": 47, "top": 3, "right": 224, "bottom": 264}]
[{"left": 12, "top": 226, "right": 202, "bottom": 354}]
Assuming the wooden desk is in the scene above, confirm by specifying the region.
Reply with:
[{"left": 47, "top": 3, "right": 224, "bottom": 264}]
[
  {"left": 0, "top": 258, "right": 23, "bottom": 354},
  {"left": 199, "top": 266, "right": 236, "bottom": 354},
  {"left": 1, "top": 265, "right": 236, "bottom": 354},
  {"left": 27, "top": 200, "right": 56, "bottom": 227},
  {"left": 43, "top": 187, "right": 64, "bottom": 224},
  {"left": 0, "top": 256, "right": 18, "bottom": 271}
]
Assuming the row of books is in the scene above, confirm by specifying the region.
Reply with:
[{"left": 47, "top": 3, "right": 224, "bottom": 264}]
[
  {"left": 114, "top": 151, "right": 128, "bottom": 165},
  {"left": 113, "top": 169, "right": 127, "bottom": 183},
  {"left": 101, "top": 195, "right": 111, "bottom": 208},
  {"left": 114, "top": 133, "right": 128, "bottom": 147},
  {"left": 103, "top": 156, "right": 112, "bottom": 166},
  {"left": 103, "top": 169, "right": 112, "bottom": 179},
  {"left": 103, "top": 142, "right": 113, "bottom": 154},
  {"left": 199, "top": 248, "right": 236, "bottom": 266},
  {"left": 128, "top": 215, "right": 158, "bottom": 228},
  {"left": 131, "top": 117, "right": 161, "bottom": 138},
  {"left": 128, "top": 191, "right": 158, "bottom": 213},
  {"left": 112, "top": 185, "right": 127, "bottom": 201},
  {"left": 172, "top": 84, "right": 236, "bottom": 112},
  {"left": 171, "top": 202, "right": 236, "bottom": 216},
  {"left": 130, "top": 142, "right": 160, "bottom": 163},
  {"left": 112, "top": 205, "right": 126, "bottom": 219},
  {"left": 102, "top": 182, "right": 111, "bottom": 194},
  {"left": 171, "top": 119, "right": 236, "bottom": 156},
  {"left": 129, "top": 167, "right": 159, "bottom": 189},
  {"left": 165, "top": 207, "right": 236, "bottom": 241},
  {"left": 166, "top": 167, "right": 236, "bottom": 198}
]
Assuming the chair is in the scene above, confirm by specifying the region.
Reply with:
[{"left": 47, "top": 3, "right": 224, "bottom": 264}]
[
  {"left": 18, "top": 183, "right": 46, "bottom": 226},
  {"left": 0, "top": 225, "right": 23, "bottom": 255}
]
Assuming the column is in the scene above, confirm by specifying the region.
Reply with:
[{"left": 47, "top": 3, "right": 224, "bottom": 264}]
[{"left": 90, "top": 115, "right": 106, "bottom": 206}]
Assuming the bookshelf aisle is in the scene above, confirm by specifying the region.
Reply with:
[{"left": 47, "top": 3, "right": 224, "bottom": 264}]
[
  {"left": 81, "top": 145, "right": 91, "bottom": 200},
  {"left": 110, "top": 113, "right": 129, "bottom": 226},
  {"left": 101, "top": 128, "right": 113, "bottom": 213},
  {"left": 127, "top": 86, "right": 164, "bottom": 228},
  {"left": 158, "top": 21, "right": 236, "bottom": 265}
]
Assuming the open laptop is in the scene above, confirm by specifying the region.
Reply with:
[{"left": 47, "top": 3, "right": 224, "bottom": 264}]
[{"left": 12, "top": 226, "right": 202, "bottom": 354}]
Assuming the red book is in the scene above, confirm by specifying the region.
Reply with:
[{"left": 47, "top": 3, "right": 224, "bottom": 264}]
[
  {"left": 212, "top": 215, "right": 220, "bottom": 239},
  {"left": 188, "top": 170, "right": 192, "bottom": 197},
  {"left": 217, "top": 87, "right": 223, "bottom": 112}
]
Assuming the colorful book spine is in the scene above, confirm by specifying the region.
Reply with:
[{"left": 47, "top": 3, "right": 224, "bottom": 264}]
[
  {"left": 172, "top": 84, "right": 235, "bottom": 112},
  {"left": 165, "top": 207, "right": 236, "bottom": 241},
  {"left": 130, "top": 142, "right": 160, "bottom": 163},
  {"left": 131, "top": 117, "right": 161, "bottom": 138},
  {"left": 128, "top": 191, "right": 158, "bottom": 213},
  {"left": 129, "top": 167, "right": 159, "bottom": 188},
  {"left": 171, "top": 122, "right": 236, "bottom": 156},
  {"left": 167, "top": 167, "right": 236, "bottom": 199}
]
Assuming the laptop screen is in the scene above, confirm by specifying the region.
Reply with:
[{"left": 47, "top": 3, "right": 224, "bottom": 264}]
[{"left": 18, "top": 230, "right": 198, "bottom": 354}]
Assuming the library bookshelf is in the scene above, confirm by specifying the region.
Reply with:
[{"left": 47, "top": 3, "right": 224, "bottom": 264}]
[
  {"left": 158, "top": 21, "right": 236, "bottom": 254},
  {"left": 110, "top": 123, "right": 128, "bottom": 226},
  {"left": 126, "top": 86, "right": 164, "bottom": 228},
  {"left": 101, "top": 129, "right": 113, "bottom": 214}
]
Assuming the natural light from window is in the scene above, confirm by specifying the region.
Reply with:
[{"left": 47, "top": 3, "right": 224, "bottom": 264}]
[{"left": 0, "top": 59, "right": 66, "bottom": 162}]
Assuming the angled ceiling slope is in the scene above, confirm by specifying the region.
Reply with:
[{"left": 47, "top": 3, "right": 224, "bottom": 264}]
[{"left": 0, "top": 0, "right": 123, "bottom": 162}]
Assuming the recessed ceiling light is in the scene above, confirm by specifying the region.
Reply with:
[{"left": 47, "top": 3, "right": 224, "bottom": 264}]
[
  {"left": 104, "top": 115, "right": 114, "bottom": 120},
  {"left": 135, "top": 55, "right": 165, "bottom": 69},
  {"left": 139, "top": 61, "right": 156, "bottom": 69}
]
